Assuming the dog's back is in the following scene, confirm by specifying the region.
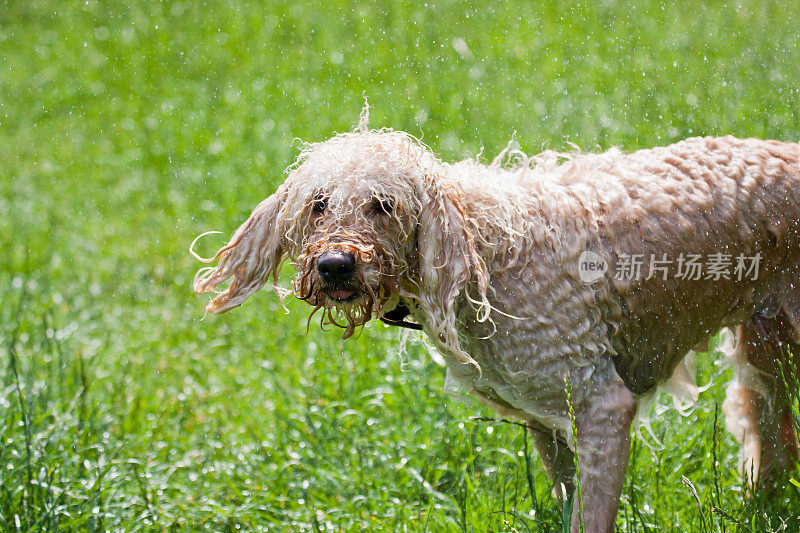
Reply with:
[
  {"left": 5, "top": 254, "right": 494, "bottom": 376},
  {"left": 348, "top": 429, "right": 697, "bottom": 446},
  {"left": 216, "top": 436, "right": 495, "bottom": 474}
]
[{"left": 583, "top": 137, "right": 800, "bottom": 392}]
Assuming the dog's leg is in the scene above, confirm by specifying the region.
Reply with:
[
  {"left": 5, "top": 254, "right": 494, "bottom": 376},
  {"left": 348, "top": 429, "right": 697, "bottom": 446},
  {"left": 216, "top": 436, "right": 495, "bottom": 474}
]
[
  {"left": 527, "top": 421, "right": 576, "bottom": 507},
  {"left": 723, "top": 322, "right": 766, "bottom": 485},
  {"left": 723, "top": 314, "right": 800, "bottom": 489},
  {"left": 754, "top": 313, "right": 799, "bottom": 489},
  {"left": 571, "top": 379, "right": 637, "bottom": 533}
]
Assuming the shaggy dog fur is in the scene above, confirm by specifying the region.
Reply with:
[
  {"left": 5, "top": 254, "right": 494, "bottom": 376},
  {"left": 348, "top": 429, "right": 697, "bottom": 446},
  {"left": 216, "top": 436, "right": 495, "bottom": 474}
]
[{"left": 193, "top": 112, "right": 800, "bottom": 532}]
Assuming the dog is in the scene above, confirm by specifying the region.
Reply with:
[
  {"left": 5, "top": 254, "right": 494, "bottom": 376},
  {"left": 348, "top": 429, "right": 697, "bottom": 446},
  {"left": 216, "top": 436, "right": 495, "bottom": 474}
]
[{"left": 193, "top": 110, "right": 800, "bottom": 532}]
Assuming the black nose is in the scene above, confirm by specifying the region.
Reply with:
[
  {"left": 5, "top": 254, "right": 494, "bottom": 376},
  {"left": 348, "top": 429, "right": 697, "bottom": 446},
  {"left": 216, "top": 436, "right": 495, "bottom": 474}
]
[{"left": 316, "top": 252, "right": 356, "bottom": 284}]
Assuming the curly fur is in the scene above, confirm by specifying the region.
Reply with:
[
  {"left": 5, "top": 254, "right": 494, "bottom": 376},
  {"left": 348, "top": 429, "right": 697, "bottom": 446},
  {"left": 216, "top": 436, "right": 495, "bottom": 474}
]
[{"left": 193, "top": 114, "right": 800, "bottom": 532}]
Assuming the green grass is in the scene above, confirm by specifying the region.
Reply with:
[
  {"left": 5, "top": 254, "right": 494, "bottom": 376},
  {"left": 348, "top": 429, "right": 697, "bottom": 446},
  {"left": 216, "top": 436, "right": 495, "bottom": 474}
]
[{"left": 2, "top": 0, "right": 800, "bottom": 530}]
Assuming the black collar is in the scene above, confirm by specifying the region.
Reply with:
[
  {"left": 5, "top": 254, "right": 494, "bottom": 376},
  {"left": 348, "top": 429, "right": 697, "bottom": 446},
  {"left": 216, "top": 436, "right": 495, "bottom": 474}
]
[{"left": 380, "top": 303, "right": 422, "bottom": 330}]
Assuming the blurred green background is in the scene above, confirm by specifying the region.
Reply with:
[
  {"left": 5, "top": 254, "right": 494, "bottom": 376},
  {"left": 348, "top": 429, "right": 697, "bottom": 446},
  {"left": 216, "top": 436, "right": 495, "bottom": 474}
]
[{"left": 1, "top": 0, "right": 799, "bottom": 531}]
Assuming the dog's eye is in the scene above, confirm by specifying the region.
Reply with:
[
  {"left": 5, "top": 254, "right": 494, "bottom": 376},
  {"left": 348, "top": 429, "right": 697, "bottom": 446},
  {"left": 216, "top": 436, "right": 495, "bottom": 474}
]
[
  {"left": 374, "top": 198, "right": 394, "bottom": 215},
  {"left": 312, "top": 198, "right": 327, "bottom": 214}
]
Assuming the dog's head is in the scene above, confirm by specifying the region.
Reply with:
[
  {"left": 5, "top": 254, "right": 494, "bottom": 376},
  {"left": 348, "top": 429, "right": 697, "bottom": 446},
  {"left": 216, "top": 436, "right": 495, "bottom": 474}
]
[{"left": 193, "top": 122, "right": 489, "bottom": 362}]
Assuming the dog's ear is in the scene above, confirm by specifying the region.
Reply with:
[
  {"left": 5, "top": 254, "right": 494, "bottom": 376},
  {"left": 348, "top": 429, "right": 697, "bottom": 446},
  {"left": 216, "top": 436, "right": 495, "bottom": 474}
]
[
  {"left": 193, "top": 188, "right": 287, "bottom": 313},
  {"left": 413, "top": 175, "right": 490, "bottom": 367}
]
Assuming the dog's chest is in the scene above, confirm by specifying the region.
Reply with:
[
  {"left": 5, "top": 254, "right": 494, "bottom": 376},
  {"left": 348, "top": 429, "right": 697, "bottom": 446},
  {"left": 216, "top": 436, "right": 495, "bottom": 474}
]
[
  {"left": 443, "top": 321, "right": 585, "bottom": 431},
  {"left": 418, "top": 269, "right": 619, "bottom": 431}
]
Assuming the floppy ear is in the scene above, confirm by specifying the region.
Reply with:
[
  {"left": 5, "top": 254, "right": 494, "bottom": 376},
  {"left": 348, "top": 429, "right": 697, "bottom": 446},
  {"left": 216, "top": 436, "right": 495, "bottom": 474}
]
[
  {"left": 414, "top": 174, "right": 491, "bottom": 367},
  {"left": 193, "top": 188, "right": 287, "bottom": 313}
]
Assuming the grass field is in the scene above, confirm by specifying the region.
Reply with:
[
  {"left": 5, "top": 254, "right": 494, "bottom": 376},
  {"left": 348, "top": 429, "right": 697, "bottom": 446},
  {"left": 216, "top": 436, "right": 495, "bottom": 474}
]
[{"left": 2, "top": 1, "right": 800, "bottom": 531}]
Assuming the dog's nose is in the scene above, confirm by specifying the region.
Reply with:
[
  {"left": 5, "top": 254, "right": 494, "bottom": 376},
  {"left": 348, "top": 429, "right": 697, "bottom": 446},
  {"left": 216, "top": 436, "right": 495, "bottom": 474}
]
[{"left": 317, "top": 252, "right": 356, "bottom": 283}]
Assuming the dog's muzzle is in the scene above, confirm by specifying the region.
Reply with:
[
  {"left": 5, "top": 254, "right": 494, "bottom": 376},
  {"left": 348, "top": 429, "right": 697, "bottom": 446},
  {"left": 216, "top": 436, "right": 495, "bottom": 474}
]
[{"left": 317, "top": 251, "right": 357, "bottom": 300}]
